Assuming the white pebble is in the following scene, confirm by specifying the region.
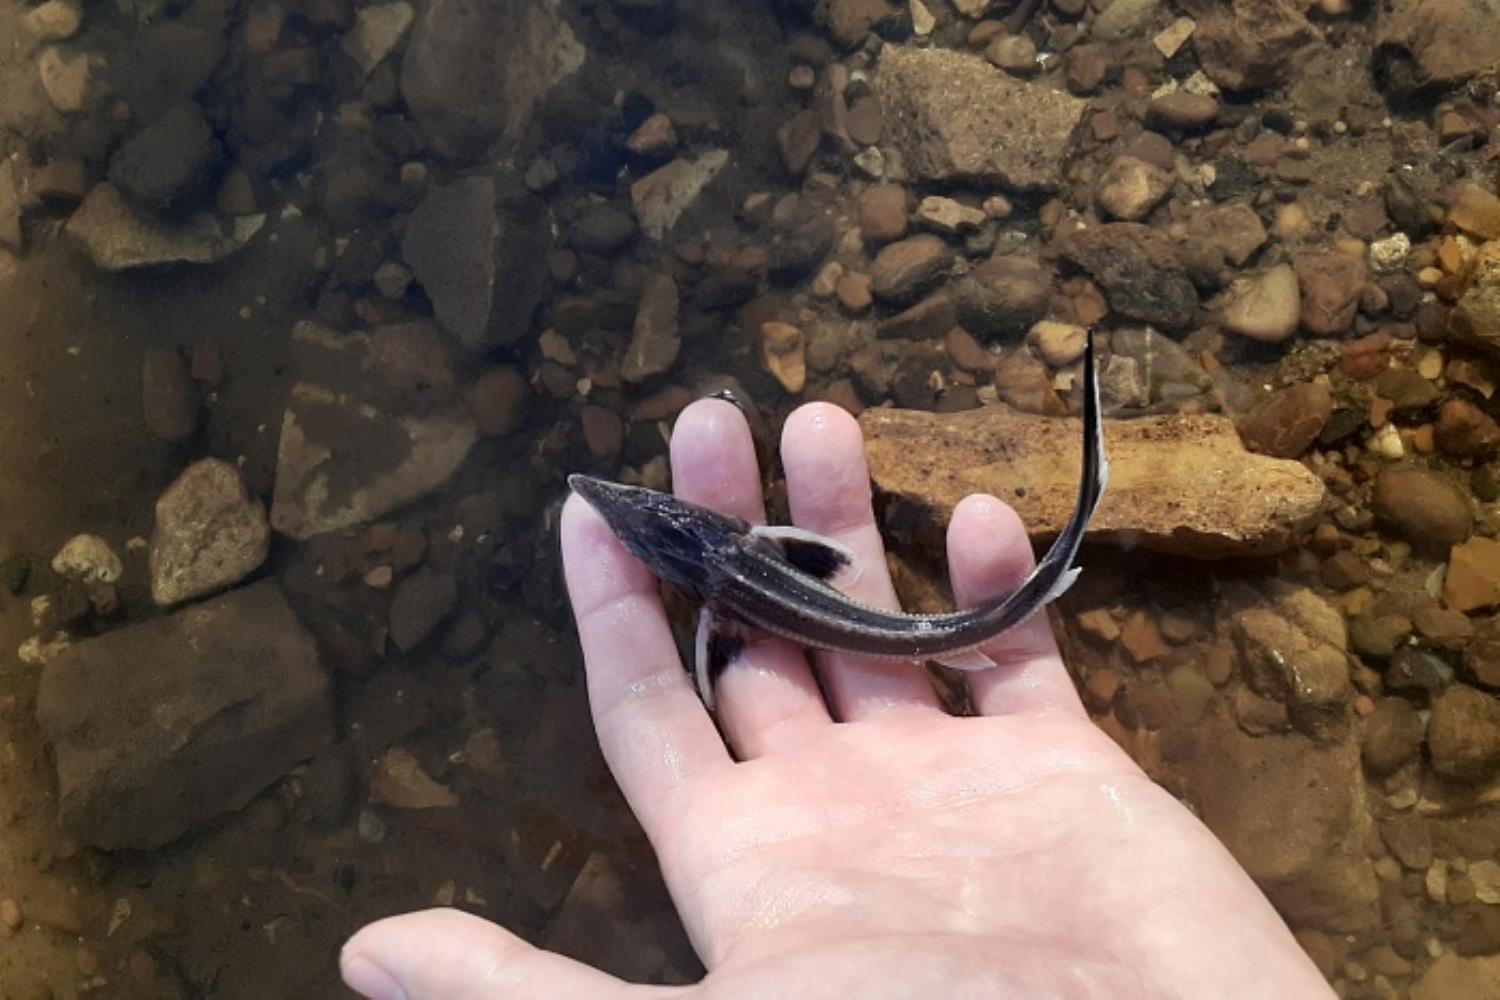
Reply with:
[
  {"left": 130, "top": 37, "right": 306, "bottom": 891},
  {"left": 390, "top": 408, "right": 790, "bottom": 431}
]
[
  {"left": 1425, "top": 859, "right": 1448, "bottom": 902},
  {"left": 51, "top": 534, "right": 121, "bottom": 584},
  {"left": 23, "top": 0, "right": 82, "bottom": 41},
  {"left": 18, "top": 634, "right": 71, "bottom": 665},
  {"left": 909, "top": 0, "right": 935, "bottom": 36},
  {"left": 1368, "top": 424, "right": 1404, "bottom": 460},
  {"left": 1369, "top": 233, "right": 1411, "bottom": 274}
]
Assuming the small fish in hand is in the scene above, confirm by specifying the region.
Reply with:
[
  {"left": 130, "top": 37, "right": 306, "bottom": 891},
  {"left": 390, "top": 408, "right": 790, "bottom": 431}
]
[{"left": 569, "top": 342, "right": 1110, "bottom": 710}]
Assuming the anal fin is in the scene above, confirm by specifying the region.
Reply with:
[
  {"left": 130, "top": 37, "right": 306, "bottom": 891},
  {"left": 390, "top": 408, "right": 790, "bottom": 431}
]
[{"left": 935, "top": 648, "right": 998, "bottom": 672}]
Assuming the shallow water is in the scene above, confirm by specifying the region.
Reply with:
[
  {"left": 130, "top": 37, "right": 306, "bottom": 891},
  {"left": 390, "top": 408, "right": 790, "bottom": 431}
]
[{"left": 0, "top": 0, "right": 1498, "bottom": 995}]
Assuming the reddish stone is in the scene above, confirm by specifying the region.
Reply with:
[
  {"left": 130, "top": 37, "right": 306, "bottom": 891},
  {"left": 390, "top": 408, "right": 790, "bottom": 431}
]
[{"left": 1436, "top": 399, "right": 1500, "bottom": 460}]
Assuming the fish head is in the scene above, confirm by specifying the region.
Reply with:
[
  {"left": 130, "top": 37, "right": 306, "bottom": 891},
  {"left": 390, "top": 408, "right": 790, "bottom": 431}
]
[{"left": 568, "top": 474, "right": 748, "bottom": 597}]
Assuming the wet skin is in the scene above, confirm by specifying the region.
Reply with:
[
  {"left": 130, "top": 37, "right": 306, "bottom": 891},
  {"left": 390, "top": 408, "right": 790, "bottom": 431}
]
[{"left": 341, "top": 399, "right": 1334, "bottom": 1000}]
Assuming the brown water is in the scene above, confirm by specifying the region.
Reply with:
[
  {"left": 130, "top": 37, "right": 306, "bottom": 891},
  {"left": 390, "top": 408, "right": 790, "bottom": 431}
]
[{"left": 0, "top": 0, "right": 1498, "bottom": 995}]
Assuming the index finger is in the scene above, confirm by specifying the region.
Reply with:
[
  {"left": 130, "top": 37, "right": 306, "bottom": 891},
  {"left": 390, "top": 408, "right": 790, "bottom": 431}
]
[{"left": 561, "top": 495, "right": 731, "bottom": 838}]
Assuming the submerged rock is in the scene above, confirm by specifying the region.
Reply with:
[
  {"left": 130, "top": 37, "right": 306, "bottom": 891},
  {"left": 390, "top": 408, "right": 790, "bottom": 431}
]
[
  {"left": 1227, "top": 582, "right": 1351, "bottom": 742},
  {"left": 1451, "top": 240, "right": 1500, "bottom": 355},
  {"left": 870, "top": 234, "right": 952, "bottom": 305},
  {"left": 342, "top": 1, "right": 415, "bottom": 77},
  {"left": 1295, "top": 252, "right": 1366, "bottom": 335},
  {"left": 858, "top": 184, "right": 909, "bottom": 244},
  {"left": 1057, "top": 223, "right": 1198, "bottom": 332},
  {"left": 400, "top": 0, "right": 585, "bottom": 156},
  {"left": 631, "top": 150, "right": 730, "bottom": 241},
  {"left": 1428, "top": 684, "right": 1500, "bottom": 782},
  {"left": 149, "top": 459, "right": 270, "bottom": 606},
  {"left": 1180, "top": 709, "right": 1377, "bottom": 932},
  {"left": 400, "top": 176, "right": 547, "bottom": 348},
  {"left": 38, "top": 45, "right": 90, "bottom": 113},
  {"left": 1362, "top": 698, "right": 1423, "bottom": 775},
  {"left": 1095, "top": 155, "right": 1172, "bottom": 222},
  {"left": 1091, "top": 0, "right": 1161, "bottom": 38},
  {"left": 1237, "top": 383, "right": 1332, "bottom": 458},
  {"left": 1375, "top": 0, "right": 1500, "bottom": 95},
  {"left": 389, "top": 568, "right": 458, "bottom": 652},
  {"left": 953, "top": 256, "right": 1051, "bottom": 341},
  {"left": 107, "top": 103, "right": 219, "bottom": 211},
  {"left": 760, "top": 322, "right": 807, "bottom": 394},
  {"left": 370, "top": 747, "right": 459, "bottom": 809},
  {"left": 875, "top": 46, "right": 1086, "bottom": 190},
  {"left": 622, "top": 273, "right": 680, "bottom": 383},
  {"left": 269, "top": 322, "right": 477, "bottom": 540},
  {"left": 1412, "top": 953, "right": 1500, "bottom": 1000},
  {"left": 35, "top": 581, "right": 333, "bottom": 850},
  {"left": 1185, "top": 203, "right": 1267, "bottom": 270},
  {"left": 1372, "top": 465, "right": 1472, "bottom": 553},
  {"left": 66, "top": 184, "right": 251, "bottom": 271},
  {"left": 465, "top": 366, "right": 530, "bottom": 436},
  {"left": 24, "top": 0, "right": 82, "bottom": 41},
  {"left": 861, "top": 407, "right": 1326, "bottom": 557},
  {"left": 1221, "top": 265, "right": 1300, "bottom": 342},
  {"left": 1110, "top": 327, "right": 1210, "bottom": 402},
  {"left": 51, "top": 534, "right": 121, "bottom": 585},
  {"left": 1181, "top": 0, "right": 1319, "bottom": 92},
  {"left": 1445, "top": 537, "right": 1500, "bottom": 613},
  {"left": 571, "top": 205, "right": 637, "bottom": 256},
  {"left": 819, "top": 0, "right": 901, "bottom": 49}
]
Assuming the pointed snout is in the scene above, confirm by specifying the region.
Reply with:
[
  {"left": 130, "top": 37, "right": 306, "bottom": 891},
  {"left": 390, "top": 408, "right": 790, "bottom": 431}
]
[
  {"left": 568, "top": 473, "right": 631, "bottom": 513},
  {"left": 567, "top": 475, "right": 659, "bottom": 530}
]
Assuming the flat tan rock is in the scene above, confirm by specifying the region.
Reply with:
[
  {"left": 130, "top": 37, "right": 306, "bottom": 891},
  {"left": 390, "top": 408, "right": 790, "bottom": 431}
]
[{"left": 860, "top": 405, "right": 1327, "bottom": 558}]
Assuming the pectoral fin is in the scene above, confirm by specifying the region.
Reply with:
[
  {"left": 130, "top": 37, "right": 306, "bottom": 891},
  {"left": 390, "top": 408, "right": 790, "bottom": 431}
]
[
  {"left": 694, "top": 608, "right": 744, "bottom": 712},
  {"left": 750, "top": 526, "right": 861, "bottom": 586}
]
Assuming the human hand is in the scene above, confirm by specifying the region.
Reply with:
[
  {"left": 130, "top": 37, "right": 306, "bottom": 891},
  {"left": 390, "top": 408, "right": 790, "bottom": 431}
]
[{"left": 341, "top": 399, "right": 1333, "bottom": 999}]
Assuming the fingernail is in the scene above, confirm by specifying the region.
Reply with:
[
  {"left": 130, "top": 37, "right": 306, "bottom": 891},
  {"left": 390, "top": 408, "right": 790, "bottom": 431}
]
[{"left": 342, "top": 954, "right": 409, "bottom": 1000}]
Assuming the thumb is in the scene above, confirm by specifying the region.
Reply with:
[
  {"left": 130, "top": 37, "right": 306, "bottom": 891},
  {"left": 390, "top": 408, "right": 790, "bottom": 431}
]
[{"left": 341, "top": 907, "right": 659, "bottom": 999}]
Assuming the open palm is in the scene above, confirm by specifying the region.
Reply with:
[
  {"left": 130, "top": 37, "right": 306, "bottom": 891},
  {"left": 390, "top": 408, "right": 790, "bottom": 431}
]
[{"left": 342, "top": 400, "right": 1331, "bottom": 999}]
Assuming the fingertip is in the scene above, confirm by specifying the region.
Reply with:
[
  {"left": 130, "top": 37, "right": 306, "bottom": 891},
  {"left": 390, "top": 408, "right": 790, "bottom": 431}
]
[
  {"left": 950, "top": 493, "right": 1027, "bottom": 547},
  {"left": 341, "top": 950, "right": 407, "bottom": 1000},
  {"left": 671, "top": 397, "right": 764, "bottom": 519},
  {"left": 781, "top": 402, "right": 872, "bottom": 531},
  {"left": 342, "top": 908, "right": 629, "bottom": 1000},
  {"left": 560, "top": 491, "right": 600, "bottom": 545},
  {"left": 340, "top": 911, "right": 439, "bottom": 1000},
  {"left": 674, "top": 396, "right": 748, "bottom": 444},
  {"left": 560, "top": 491, "right": 613, "bottom": 577},
  {"left": 947, "top": 493, "right": 1035, "bottom": 608},
  {"left": 781, "top": 401, "right": 862, "bottom": 452}
]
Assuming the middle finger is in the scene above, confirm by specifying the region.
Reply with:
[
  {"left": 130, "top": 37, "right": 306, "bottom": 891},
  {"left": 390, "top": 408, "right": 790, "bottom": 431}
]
[
  {"left": 780, "top": 402, "right": 943, "bottom": 721},
  {"left": 670, "top": 399, "right": 833, "bottom": 757}
]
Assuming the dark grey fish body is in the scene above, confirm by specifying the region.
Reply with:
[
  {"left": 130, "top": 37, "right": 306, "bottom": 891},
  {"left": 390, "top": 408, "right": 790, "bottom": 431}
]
[{"left": 570, "top": 343, "right": 1109, "bottom": 709}]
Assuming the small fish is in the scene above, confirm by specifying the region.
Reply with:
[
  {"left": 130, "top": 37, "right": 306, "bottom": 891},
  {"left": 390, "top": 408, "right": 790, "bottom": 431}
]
[{"left": 569, "top": 342, "right": 1110, "bottom": 710}]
